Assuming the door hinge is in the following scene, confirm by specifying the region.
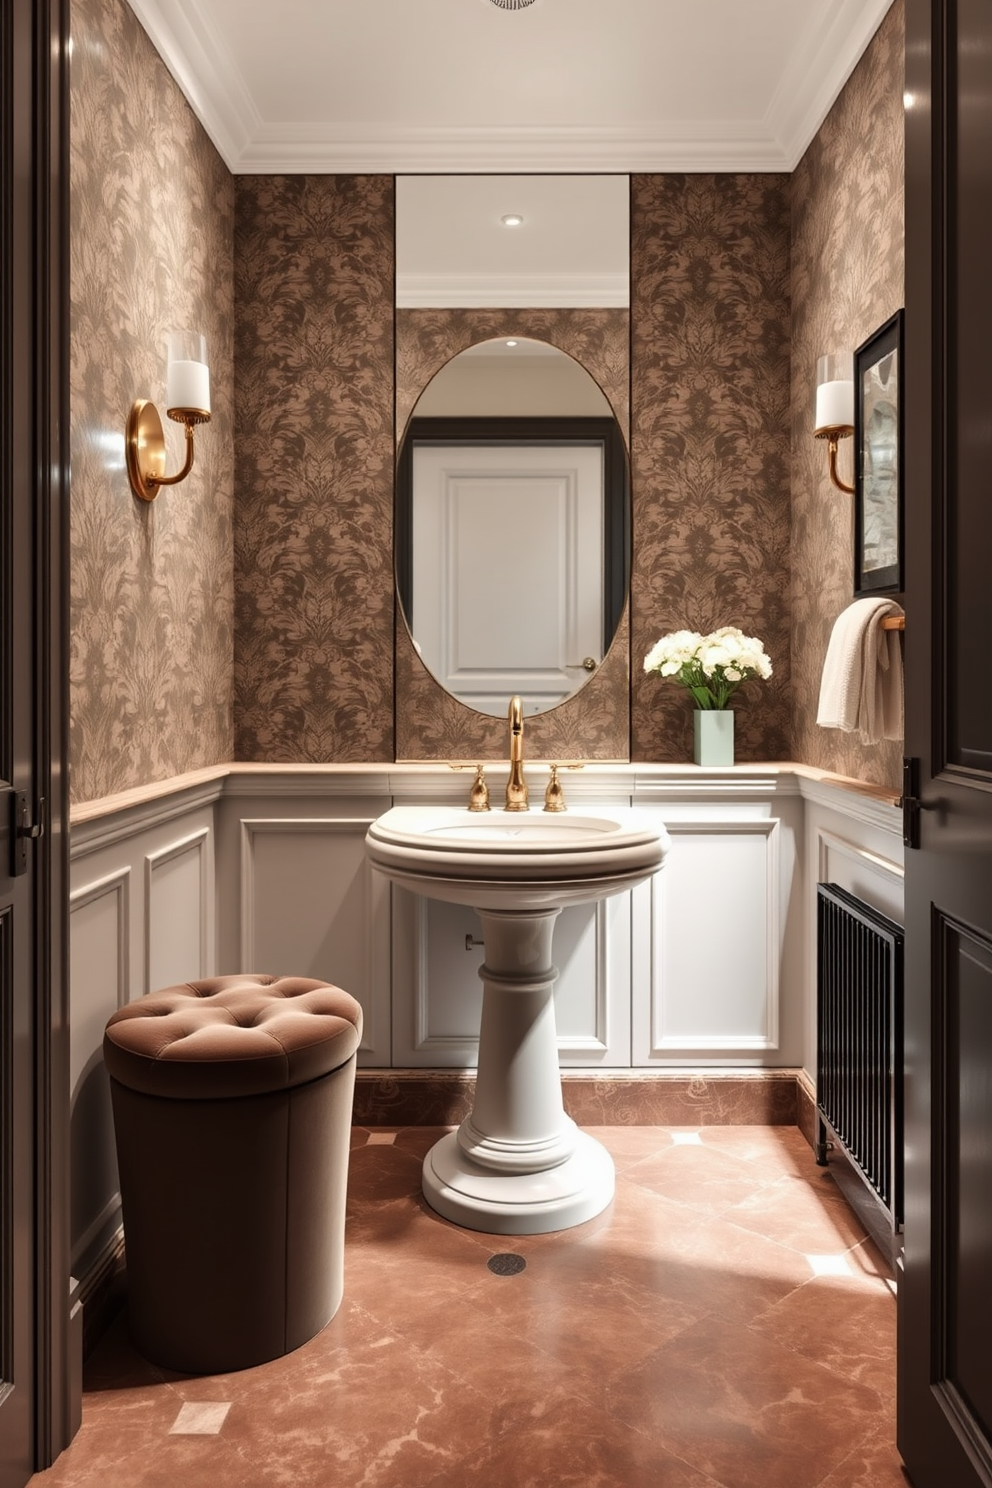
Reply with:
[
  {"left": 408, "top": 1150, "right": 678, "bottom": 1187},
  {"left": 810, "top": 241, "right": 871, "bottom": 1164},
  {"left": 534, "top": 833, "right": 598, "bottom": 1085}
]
[
  {"left": 11, "top": 791, "right": 45, "bottom": 877},
  {"left": 900, "top": 758, "right": 921, "bottom": 850}
]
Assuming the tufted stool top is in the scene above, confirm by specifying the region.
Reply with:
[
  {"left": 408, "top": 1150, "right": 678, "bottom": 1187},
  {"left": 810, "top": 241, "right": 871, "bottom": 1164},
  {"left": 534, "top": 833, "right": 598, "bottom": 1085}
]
[{"left": 103, "top": 974, "right": 363, "bottom": 1100}]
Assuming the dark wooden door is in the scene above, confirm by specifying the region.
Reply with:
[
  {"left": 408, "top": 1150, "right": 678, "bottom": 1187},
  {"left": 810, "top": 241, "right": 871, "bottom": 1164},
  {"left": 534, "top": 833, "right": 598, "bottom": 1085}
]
[
  {"left": 899, "top": 2, "right": 992, "bottom": 1485},
  {"left": 0, "top": 0, "right": 71, "bottom": 1481},
  {"left": 0, "top": 0, "right": 40, "bottom": 1477}
]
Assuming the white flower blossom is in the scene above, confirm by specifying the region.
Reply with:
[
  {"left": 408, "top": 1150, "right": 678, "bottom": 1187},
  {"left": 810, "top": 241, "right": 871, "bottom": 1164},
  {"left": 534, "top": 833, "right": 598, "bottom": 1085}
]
[{"left": 643, "top": 625, "right": 772, "bottom": 709}]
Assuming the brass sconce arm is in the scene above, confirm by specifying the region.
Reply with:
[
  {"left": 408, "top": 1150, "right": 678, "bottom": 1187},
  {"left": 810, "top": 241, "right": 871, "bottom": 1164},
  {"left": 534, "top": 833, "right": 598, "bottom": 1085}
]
[
  {"left": 126, "top": 399, "right": 210, "bottom": 503},
  {"left": 814, "top": 424, "right": 855, "bottom": 495}
]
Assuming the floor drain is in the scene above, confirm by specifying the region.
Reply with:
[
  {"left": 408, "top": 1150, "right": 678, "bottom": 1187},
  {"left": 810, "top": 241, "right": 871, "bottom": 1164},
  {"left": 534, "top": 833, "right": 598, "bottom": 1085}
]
[{"left": 487, "top": 1252, "right": 526, "bottom": 1276}]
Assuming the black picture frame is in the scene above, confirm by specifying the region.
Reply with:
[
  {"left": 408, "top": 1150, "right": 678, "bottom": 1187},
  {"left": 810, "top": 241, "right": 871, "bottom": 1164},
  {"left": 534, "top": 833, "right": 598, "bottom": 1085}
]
[{"left": 854, "top": 309, "right": 904, "bottom": 595}]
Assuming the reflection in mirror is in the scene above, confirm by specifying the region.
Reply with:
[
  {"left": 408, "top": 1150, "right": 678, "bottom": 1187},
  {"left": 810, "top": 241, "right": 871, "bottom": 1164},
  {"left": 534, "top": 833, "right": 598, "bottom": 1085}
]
[
  {"left": 396, "top": 338, "right": 630, "bottom": 718},
  {"left": 396, "top": 176, "right": 630, "bottom": 310}
]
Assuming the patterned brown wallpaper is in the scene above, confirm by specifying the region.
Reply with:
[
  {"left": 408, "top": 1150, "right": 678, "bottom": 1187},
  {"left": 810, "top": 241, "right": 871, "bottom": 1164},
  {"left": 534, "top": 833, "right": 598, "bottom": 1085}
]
[
  {"left": 394, "top": 308, "right": 631, "bottom": 761},
  {"left": 630, "top": 175, "right": 793, "bottom": 763},
  {"left": 68, "top": 6, "right": 902, "bottom": 790},
  {"left": 790, "top": 1, "right": 905, "bottom": 791},
  {"left": 234, "top": 177, "right": 395, "bottom": 762},
  {"left": 69, "top": 0, "right": 235, "bottom": 804}
]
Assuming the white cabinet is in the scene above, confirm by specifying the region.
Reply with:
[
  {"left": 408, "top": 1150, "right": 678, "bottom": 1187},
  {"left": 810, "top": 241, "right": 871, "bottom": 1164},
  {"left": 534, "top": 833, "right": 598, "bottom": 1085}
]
[
  {"left": 631, "top": 800, "right": 803, "bottom": 1067},
  {"left": 389, "top": 889, "right": 632, "bottom": 1068},
  {"left": 387, "top": 788, "right": 806, "bottom": 1070}
]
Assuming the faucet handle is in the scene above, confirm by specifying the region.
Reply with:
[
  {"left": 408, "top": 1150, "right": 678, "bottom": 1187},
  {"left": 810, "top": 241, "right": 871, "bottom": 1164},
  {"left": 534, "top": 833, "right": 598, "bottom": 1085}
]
[
  {"left": 468, "top": 764, "right": 491, "bottom": 812},
  {"left": 544, "top": 764, "right": 566, "bottom": 813}
]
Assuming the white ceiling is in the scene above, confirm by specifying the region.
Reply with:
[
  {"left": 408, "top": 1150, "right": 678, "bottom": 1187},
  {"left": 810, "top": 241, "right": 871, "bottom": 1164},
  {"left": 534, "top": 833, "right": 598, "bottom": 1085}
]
[
  {"left": 126, "top": 0, "right": 897, "bottom": 175},
  {"left": 396, "top": 175, "right": 630, "bottom": 306}
]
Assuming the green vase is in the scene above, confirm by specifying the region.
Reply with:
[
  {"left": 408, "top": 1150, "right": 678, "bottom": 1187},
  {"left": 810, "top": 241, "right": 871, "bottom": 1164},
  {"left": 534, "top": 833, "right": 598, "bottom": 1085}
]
[{"left": 693, "top": 709, "right": 734, "bottom": 767}]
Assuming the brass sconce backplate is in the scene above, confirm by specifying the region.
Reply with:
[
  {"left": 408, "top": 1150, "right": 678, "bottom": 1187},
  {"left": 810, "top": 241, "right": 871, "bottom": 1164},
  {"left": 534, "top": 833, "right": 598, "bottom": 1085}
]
[
  {"left": 126, "top": 399, "right": 168, "bottom": 503},
  {"left": 126, "top": 398, "right": 206, "bottom": 502}
]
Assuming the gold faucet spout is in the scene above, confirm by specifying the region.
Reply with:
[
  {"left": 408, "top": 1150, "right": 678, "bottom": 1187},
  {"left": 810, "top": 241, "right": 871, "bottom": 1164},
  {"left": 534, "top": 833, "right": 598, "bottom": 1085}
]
[{"left": 505, "top": 695, "right": 529, "bottom": 811}]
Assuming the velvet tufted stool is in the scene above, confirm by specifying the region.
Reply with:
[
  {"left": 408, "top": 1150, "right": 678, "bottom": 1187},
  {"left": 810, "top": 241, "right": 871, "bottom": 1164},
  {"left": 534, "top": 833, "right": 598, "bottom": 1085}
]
[{"left": 103, "top": 974, "right": 363, "bottom": 1374}]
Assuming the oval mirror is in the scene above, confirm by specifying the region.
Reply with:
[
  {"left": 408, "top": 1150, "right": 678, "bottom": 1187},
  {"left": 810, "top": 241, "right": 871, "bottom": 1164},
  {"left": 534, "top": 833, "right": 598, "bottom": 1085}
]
[{"left": 396, "top": 337, "right": 630, "bottom": 718}]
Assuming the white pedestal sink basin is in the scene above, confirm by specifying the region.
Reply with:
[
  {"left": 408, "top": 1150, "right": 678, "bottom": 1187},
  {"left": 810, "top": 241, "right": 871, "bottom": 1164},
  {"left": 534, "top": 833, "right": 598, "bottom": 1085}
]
[{"left": 366, "top": 805, "right": 669, "bottom": 1234}]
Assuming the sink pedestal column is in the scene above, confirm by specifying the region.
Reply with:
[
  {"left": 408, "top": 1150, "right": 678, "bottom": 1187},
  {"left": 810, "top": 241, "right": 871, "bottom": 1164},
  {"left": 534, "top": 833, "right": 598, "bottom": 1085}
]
[{"left": 422, "top": 906, "right": 615, "bottom": 1234}]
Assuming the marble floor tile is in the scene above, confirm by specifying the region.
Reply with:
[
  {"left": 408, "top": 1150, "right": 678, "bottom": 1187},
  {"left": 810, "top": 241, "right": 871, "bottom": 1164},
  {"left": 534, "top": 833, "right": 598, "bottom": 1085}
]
[
  {"left": 694, "top": 1123, "right": 819, "bottom": 1178},
  {"left": 30, "top": 1124, "right": 907, "bottom": 1488},
  {"left": 747, "top": 1273, "right": 898, "bottom": 1398},
  {"left": 721, "top": 1169, "right": 870, "bottom": 1254},
  {"left": 623, "top": 1139, "right": 780, "bottom": 1215},
  {"left": 580, "top": 1122, "right": 675, "bottom": 1170},
  {"left": 606, "top": 1312, "right": 887, "bottom": 1488}
]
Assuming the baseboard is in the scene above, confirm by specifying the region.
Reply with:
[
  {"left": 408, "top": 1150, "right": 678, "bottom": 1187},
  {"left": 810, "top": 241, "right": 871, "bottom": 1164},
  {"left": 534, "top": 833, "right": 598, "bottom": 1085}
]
[
  {"left": 72, "top": 1228, "right": 127, "bottom": 1361},
  {"left": 354, "top": 1068, "right": 802, "bottom": 1129},
  {"left": 796, "top": 1068, "right": 818, "bottom": 1151}
]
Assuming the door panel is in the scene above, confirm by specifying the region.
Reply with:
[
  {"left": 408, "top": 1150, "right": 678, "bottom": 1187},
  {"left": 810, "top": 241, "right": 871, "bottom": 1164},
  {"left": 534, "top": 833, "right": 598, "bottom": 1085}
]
[
  {"left": 0, "top": 0, "right": 38, "bottom": 1474},
  {"left": 411, "top": 443, "right": 604, "bottom": 714},
  {"left": 899, "top": 3, "right": 992, "bottom": 1484}
]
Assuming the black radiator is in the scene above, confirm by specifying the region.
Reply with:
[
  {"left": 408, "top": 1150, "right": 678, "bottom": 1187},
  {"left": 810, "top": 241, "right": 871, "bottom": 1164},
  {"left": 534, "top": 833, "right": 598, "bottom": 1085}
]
[{"left": 815, "top": 883, "right": 904, "bottom": 1257}]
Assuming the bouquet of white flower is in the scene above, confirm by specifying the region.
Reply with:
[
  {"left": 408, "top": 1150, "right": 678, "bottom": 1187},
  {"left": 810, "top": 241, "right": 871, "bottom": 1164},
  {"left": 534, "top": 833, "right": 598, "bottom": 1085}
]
[{"left": 643, "top": 626, "right": 772, "bottom": 710}]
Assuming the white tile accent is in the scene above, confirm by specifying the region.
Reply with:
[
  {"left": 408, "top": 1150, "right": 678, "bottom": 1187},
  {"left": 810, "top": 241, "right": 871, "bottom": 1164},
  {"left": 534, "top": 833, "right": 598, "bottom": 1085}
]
[
  {"left": 806, "top": 1254, "right": 854, "bottom": 1278},
  {"left": 671, "top": 1132, "right": 703, "bottom": 1145},
  {"left": 366, "top": 1132, "right": 397, "bottom": 1145},
  {"left": 169, "top": 1402, "right": 231, "bottom": 1435}
]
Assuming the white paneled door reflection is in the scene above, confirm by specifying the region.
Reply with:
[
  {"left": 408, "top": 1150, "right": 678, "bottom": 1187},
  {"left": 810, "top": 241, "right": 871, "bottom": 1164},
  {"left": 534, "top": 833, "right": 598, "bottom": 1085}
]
[{"left": 411, "top": 443, "right": 603, "bottom": 715}]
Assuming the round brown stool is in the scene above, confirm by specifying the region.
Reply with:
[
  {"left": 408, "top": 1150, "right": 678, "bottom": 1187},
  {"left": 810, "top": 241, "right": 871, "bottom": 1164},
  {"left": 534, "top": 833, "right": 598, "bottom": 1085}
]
[{"left": 103, "top": 974, "right": 363, "bottom": 1374}]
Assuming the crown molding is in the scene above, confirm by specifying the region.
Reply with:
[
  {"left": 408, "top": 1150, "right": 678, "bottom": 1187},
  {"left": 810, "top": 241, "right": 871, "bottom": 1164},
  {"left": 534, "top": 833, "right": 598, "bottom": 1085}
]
[
  {"left": 396, "top": 272, "right": 630, "bottom": 309},
  {"left": 126, "top": 0, "right": 259, "bottom": 166},
  {"left": 764, "top": 0, "right": 898, "bottom": 171},
  {"left": 126, "top": 0, "right": 897, "bottom": 177},
  {"left": 232, "top": 124, "right": 792, "bottom": 176}
]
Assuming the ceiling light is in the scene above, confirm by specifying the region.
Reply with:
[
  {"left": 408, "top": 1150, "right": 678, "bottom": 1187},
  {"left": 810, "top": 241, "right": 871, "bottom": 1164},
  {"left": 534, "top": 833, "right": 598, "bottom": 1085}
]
[
  {"left": 500, "top": 213, "right": 524, "bottom": 228},
  {"left": 505, "top": 340, "right": 518, "bottom": 347},
  {"left": 489, "top": 0, "right": 537, "bottom": 9}
]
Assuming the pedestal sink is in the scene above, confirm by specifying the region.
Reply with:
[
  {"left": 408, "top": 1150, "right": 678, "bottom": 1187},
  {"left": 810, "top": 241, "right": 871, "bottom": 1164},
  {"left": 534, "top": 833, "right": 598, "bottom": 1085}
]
[{"left": 365, "top": 805, "right": 669, "bottom": 1234}]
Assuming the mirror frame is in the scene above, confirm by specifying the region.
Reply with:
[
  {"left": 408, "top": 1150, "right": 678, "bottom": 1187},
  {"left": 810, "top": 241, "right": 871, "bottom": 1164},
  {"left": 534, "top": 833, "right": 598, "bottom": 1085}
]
[{"left": 396, "top": 415, "right": 630, "bottom": 680}]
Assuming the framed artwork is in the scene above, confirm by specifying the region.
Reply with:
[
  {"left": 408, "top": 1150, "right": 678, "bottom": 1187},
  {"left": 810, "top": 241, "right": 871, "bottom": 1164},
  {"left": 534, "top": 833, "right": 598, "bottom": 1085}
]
[{"left": 854, "top": 309, "right": 904, "bottom": 595}]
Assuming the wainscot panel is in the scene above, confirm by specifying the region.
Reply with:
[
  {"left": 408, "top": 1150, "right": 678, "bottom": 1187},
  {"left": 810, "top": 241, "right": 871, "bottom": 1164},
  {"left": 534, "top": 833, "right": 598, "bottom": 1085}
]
[
  {"left": 67, "top": 762, "right": 902, "bottom": 1309},
  {"left": 69, "top": 780, "right": 221, "bottom": 1291}
]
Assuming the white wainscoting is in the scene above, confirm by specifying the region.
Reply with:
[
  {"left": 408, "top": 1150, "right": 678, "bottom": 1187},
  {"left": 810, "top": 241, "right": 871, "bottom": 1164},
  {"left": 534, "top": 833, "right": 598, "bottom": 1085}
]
[
  {"left": 68, "top": 869, "right": 130, "bottom": 1277},
  {"left": 69, "top": 785, "right": 220, "bottom": 1281},
  {"left": 237, "top": 815, "right": 391, "bottom": 1064},
  {"left": 631, "top": 813, "right": 792, "bottom": 1066},
  {"left": 66, "top": 763, "right": 904, "bottom": 1295},
  {"left": 145, "top": 828, "right": 210, "bottom": 995},
  {"left": 390, "top": 889, "right": 631, "bottom": 1068}
]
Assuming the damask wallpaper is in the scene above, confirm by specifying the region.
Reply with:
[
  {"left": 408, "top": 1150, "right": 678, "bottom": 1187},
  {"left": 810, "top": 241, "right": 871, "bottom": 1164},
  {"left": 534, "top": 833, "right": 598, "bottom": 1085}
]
[
  {"left": 394, "top": 308, "right": 631, "bottom": 762},
  {"left": 234, "top": 176, "right": 395, "bottom": 762},
  {"left": 68, "top": 0, "right": 903, "bottom": 794},
  {"left": 790, "top": 0, "right": 905, "bottom": 792},
  {"left": 630, "top": 174, "right": 793, "bottom": 763},
  {"left": 69, "top": 0, "right": 235, "bottom": 804}
]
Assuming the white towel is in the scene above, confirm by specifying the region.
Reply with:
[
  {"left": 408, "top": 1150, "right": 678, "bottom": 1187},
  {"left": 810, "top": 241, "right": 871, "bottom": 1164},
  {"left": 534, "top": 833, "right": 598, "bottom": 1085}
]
[{"left": 816, "top": 598, "right": 904, "bottom": 744}]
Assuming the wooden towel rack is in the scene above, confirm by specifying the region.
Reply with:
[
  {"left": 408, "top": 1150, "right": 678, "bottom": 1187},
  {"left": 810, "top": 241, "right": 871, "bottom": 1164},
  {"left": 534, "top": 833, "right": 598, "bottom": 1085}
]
[{"left": 881, "top": 615, "right": 905, "bottom": 631}]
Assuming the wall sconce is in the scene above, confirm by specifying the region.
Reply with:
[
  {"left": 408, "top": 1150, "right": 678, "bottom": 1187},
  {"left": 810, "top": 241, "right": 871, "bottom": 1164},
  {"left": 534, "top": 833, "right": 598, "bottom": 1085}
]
[
  {"left": 126, "top": 332, "right": 211, "bottom": 502},
  {"left": 814, "top": 352, "right": 854, "bottom": 494}
]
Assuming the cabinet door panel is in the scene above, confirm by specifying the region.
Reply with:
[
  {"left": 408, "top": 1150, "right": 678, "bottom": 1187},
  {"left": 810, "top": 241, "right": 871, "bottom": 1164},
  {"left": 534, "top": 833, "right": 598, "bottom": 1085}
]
[
  {"left": 632, "top": 818, "right": 781, "bottom": 1065},
  {"left": 391, "top": 890, "right": 631, "bottom": 1068}
]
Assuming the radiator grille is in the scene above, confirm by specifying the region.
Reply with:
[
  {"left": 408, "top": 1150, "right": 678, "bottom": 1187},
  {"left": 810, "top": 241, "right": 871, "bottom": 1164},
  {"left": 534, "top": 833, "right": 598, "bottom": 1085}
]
[{"left": 816, "top": 884, "right": 904, "bottom": 1223}]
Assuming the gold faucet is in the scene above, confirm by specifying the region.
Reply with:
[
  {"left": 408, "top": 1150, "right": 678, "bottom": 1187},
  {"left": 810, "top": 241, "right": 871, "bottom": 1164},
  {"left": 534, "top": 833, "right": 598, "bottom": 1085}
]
[{"left": 505, "top": 695, "right": 529, "bottom": 811}]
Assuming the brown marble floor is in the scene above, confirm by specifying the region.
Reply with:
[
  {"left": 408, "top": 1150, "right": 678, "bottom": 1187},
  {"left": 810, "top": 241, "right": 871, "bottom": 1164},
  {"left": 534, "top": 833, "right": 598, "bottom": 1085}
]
[{"left": 31, "top": 1125, "right": 910, "bottom": 1488}]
